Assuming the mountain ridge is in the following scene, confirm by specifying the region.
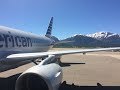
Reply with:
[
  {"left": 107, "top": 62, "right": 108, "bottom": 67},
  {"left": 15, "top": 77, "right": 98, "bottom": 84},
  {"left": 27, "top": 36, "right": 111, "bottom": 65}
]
[{"left": 54, "top": 31, "right": 120, "bottom": 48}]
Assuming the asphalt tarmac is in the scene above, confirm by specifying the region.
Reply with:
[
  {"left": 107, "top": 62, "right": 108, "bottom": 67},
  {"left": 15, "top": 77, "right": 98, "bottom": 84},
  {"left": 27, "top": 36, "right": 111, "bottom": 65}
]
[{"left": 0, "top": 48, "right": 120, "bottom": 90}]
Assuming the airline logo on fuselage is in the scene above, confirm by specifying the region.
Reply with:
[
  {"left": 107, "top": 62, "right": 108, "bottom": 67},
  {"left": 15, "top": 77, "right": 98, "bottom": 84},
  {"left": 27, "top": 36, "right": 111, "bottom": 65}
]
[{"left": 0, "top": 33, "right": 32, "bottom": 48}]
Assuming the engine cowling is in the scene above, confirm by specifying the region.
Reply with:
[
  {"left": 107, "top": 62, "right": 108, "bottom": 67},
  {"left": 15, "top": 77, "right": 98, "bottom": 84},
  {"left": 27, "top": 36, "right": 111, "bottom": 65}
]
[{"left": 15, "top": 63, "right": 62, "bottom": 90}]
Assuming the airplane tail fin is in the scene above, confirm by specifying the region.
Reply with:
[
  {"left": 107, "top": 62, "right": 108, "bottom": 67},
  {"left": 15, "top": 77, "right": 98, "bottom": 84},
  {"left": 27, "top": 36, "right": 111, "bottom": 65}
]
[{"left": 45, "top": 17, "right": 53, "bottom": 37}]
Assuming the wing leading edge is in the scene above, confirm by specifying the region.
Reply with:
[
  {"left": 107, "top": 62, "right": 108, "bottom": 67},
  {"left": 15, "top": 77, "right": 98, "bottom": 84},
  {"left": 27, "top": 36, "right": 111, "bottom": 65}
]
[{"left": 6, "top": 47, "right": 120, "bottom": 60}]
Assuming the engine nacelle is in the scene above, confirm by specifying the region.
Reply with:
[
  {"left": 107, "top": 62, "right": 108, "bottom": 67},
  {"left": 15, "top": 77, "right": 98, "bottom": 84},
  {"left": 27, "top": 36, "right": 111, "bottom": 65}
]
[{"left": 15, "top": 63, "right": 62, "bottom": 90}]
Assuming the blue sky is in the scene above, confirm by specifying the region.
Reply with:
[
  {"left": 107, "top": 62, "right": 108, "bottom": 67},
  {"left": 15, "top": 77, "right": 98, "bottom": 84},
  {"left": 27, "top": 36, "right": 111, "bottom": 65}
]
[{"left": 0, "top": 0, "right": 120, "bottom": 39}]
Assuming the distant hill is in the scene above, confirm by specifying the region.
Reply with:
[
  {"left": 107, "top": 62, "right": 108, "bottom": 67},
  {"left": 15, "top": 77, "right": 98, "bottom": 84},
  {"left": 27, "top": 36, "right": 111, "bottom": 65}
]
[{"left": 54, "top": 31, "right": 120, "bottom": 48}]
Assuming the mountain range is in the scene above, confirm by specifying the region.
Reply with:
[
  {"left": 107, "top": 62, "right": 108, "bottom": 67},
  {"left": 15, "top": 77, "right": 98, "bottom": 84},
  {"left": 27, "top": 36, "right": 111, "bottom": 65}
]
[{"left": 54, "top": 31, "right": 120, "bottom": 48}]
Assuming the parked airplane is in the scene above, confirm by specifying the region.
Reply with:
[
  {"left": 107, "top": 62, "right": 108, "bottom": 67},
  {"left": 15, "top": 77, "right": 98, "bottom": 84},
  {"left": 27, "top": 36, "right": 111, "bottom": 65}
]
[{"left": 0, "top": 17, "right": 120, "bottom": 90}]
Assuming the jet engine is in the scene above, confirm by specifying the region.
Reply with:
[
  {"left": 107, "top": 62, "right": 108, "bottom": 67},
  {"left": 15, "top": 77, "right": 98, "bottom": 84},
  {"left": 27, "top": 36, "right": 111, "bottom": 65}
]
[{"left": 15, "top": 63, "right": 62, "bottom": 90}]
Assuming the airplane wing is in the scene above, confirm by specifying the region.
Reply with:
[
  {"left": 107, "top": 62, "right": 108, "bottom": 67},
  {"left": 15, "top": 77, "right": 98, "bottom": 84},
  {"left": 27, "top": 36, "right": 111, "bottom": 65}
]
[
  {"left": 6, "top": 47, "right": 120, "bottom": 60},
  {"left": 9, "top": 47, "right": 120, "bottom": 90}
]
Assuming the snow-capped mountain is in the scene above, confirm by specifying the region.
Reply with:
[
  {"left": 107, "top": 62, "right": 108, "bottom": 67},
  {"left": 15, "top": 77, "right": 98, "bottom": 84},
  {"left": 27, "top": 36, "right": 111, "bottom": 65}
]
[
  {"left": 86, "top": 31, "right": 120, "bottom": 40},
  {"left": 66, "top": 34, "right": 86, "bottom": 39},
  {"left": 56, "top": 31, "right": 120, "bottom": 48}
]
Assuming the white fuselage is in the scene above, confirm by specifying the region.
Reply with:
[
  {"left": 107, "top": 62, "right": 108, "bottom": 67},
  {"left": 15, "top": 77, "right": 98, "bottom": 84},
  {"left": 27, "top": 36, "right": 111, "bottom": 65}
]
[{"left": 0, "top": 26, "right": 54, "bottom": 72}]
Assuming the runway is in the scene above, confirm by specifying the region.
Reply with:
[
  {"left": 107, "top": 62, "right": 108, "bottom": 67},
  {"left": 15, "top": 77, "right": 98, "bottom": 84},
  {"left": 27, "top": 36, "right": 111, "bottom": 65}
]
[{"left": 0, "top": 48, "right": 120, "bottom": 90}]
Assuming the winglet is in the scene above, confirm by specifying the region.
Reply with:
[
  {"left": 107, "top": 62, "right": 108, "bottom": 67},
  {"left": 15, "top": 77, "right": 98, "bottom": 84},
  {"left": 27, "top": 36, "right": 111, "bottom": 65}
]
[{"left": 45, "top": 17, "right": 53, "bottom": 37}]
